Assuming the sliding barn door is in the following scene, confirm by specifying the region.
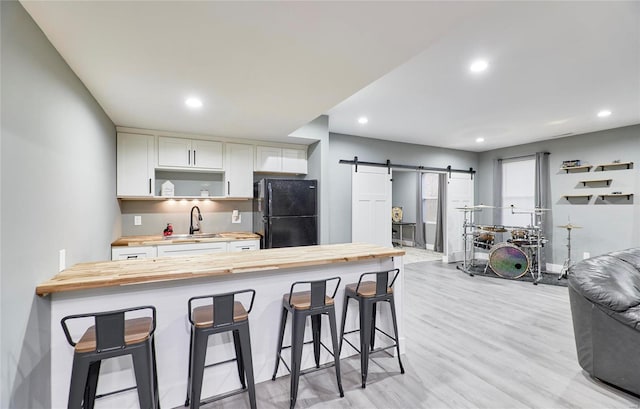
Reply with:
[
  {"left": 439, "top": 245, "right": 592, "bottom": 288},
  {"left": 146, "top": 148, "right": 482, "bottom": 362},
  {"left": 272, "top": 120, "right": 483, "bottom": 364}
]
[
  {"left": 352, "top": 165, "right": 392, "bottom": 247},
  {"left": 444, "top": 172, "right": 474, "bottom": 262}
]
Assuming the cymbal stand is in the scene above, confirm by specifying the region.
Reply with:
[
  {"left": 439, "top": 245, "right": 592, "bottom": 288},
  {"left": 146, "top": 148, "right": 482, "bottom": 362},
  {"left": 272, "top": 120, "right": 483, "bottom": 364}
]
[
  {"left": 558, "top": 226, "right": 574, "bottom": 280},
  {"left": 456, "top": 207, "right": 479, "bottom": 276}
]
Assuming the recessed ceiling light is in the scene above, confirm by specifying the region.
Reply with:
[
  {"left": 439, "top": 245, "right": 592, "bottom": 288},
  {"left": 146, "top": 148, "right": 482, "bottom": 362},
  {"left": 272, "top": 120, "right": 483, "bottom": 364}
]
[
  {"left": 185, "top": 97, "right": 203, "bottom": 108},
  {"left": 597, "top": 109, "right": 611, "bottom": 118},
  {"left": 475, "top": 137, "right": 485, "bottom": 143},
  {"left": 358, "top": 116, "right": 368, "bottom": 124},
  {"left": 469, "top": 59, "right": 489, "bottom": 73}
]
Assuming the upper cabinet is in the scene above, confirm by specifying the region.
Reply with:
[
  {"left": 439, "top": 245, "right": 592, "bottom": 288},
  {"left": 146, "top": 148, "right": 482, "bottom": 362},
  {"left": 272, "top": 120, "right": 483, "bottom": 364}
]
[
  {"left": 158, "top": 136, "right": 223, "bottom": 170},
  {"left": 225, "top": 143, "right": 254, "bottom": 198},
  {"left": 117, "top": 133, "right": 155, "bottom": 197},
  {"left": 255, "top": 146, "right": 307, "bottom": 174}
]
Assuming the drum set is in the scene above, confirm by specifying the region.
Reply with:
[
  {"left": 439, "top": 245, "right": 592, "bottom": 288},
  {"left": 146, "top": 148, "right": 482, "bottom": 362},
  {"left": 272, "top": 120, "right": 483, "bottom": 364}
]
[{"left": 456, "top": 205, "right": 548, "bottom": 284}]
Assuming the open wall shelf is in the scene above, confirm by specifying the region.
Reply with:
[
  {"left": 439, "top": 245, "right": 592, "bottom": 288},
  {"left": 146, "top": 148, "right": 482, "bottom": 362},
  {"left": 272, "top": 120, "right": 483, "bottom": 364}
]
[
  {"left": 595, "top": 162, "right": 634, "bottom": 171},
  {"left": 598, "top": 193, "right": 634, "bottom": 200},
  {"left": 561, "top": 165, "right": 592, "bottom": 173},
  {"left": 579, "top": 179, "right": 612, "bottom": 186}
]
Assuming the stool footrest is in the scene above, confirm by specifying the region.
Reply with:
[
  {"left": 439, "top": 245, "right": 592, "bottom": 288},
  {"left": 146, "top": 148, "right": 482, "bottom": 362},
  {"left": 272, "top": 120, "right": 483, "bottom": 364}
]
[
  {"left": 276, "top": 340, "right": 336, "bottom": 375},
  {"left": 198, "top": 386, "right": 248, "bottom": 406},
  {"left": 94, "top": 385, "right": 137, "bottom": 400},
  {"left": 204, "top": 356, "right": 237, "bottom": 369}
]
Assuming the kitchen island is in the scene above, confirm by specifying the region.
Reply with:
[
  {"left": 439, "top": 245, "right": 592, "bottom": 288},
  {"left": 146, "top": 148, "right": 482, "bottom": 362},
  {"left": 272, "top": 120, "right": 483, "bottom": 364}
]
[{"left": 38, "top": 243, "right": 405, "bottom": 408}]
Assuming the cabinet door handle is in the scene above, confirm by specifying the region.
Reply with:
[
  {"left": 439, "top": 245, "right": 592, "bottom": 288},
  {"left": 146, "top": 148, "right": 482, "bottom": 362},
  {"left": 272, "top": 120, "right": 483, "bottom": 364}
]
[
  {"left": 227, "top": 181, "right": 230, "bottom": 195},
  {"left": 193, "top": 150, "right": 196, "bottom": 165},
  {"left": 188, "top": 150, "right": 191, "bottom": 165},
  {"left": 127, "top": 255, "right": 138, "bottom": 259},
  {"left": 149, "top": 178, "right": 152, "bottom": 194}
]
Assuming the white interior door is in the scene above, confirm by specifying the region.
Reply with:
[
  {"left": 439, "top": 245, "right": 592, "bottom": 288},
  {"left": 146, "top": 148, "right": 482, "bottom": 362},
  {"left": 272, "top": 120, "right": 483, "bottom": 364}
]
[
  {"left": 352, "top": 165, "right": 392, "bottom": 247},
  {"left": 444, "top": 173, "right": 474, "bottom": 262}
]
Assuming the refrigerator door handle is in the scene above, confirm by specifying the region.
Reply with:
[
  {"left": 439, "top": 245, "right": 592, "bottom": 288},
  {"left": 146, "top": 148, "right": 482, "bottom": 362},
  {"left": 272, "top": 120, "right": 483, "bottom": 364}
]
[
  {"left": 268, "top": 218, "right": 273, "bottom": 248},
  {"left": 267, "top": 182, "right": 273, "bottom": 217}
]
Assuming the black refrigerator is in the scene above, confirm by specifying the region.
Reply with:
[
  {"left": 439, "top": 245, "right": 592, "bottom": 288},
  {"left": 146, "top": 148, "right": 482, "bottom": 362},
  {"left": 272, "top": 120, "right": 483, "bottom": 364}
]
[{"left": 253, "top": 179, "right": 318, "bottom": 249}]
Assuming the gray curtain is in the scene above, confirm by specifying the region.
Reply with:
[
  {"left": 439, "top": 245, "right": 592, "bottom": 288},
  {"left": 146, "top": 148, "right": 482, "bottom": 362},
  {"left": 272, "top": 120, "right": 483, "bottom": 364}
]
[
  {"left": 434, "top": 173, "right": 446, "bottom": 253},
  {"left": 493, "top": 158, "right": 503, "bottom": 226},
  {"left": 414, "top": 172, "right": 426, "bottom": 248},
  {"left": 535, "top": 152, "right": 552, "bottom": 270}
]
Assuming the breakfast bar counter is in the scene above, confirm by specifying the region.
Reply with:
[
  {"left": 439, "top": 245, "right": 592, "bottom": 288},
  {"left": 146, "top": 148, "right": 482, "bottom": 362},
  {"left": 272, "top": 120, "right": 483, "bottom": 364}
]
[{"left": 39, "top": 243, "right": 405, "bottom": 408}]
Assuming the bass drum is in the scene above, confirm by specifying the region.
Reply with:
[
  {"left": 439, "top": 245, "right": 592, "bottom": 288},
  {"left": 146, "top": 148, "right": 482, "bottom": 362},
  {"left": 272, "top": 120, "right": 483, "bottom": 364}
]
[{"left": 488, "top": 243, "right": 530, "bottom": 279}]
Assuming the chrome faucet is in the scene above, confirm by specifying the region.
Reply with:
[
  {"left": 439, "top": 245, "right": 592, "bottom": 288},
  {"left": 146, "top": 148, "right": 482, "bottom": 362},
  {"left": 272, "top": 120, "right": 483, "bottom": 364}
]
[{"left": 189, "top": 206, "right": 203, "bottom": 235}]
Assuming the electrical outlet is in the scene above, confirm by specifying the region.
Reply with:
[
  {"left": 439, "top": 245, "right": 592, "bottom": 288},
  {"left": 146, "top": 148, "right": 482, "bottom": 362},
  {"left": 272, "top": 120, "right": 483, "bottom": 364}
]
[
  {"left": 134, "top": 215, "right": 142, "bottom": 226},
  {"left": 583, "top": 252, "right": 590, "bottom": 260},
  {"left": 59, "top": 249, "right": 66, "bottom": 272}
]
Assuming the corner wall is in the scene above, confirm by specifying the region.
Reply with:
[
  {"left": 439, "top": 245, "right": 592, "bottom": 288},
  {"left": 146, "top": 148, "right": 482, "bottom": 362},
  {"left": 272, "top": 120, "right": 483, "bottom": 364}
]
[{"left": 1, "top": 2, "right": 118, "bottom": 407}]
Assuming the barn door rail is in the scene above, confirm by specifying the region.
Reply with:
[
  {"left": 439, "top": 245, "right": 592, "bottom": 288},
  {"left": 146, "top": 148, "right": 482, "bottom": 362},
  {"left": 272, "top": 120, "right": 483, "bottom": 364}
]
[{"left": 340, "top": 156, "right": 475, "bottom": 178}]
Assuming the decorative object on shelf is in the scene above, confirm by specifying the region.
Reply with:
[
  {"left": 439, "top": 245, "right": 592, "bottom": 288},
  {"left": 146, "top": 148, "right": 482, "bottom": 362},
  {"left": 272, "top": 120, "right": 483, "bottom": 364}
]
[
  {"left": 200, "top": 183, "right": 209, "bottom": 197},
  {"left": 392, "top": 207, "right": 403, "bottom": 223},
  {"left": 562, "top": 159, "right": 581, "bottom": 168},
  {"left": 163, "top": 223, "right": 173, "bottom": 237},
  {"left": 161, "top": 180, "right": 174, "bottom": 197}
]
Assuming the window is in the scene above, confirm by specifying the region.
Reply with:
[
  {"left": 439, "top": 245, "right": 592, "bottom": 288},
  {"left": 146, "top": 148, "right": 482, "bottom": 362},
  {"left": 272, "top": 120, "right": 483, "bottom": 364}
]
[
  {"left": 501, "top": 157, "right": 535, "bottom": 226},
  {"left": 422, "top": 173, "right": 439, "bottom": 224}
]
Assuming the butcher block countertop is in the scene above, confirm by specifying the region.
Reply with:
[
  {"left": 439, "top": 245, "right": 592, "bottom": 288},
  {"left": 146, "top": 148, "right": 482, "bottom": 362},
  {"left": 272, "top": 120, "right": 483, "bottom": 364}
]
[
  {"left": 36, "top": 243, "right": 404, "bottom": 296},
  {"left": 111, "top": 232, "right": 260, "bottom": 246}
]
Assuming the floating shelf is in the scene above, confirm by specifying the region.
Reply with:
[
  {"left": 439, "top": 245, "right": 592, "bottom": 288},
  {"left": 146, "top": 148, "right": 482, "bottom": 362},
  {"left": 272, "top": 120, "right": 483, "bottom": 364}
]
[
  {"left": 562, "top": 194, "right": 592, "bottom": 200},
  {"left": 117, "top": 196, "right": 252, "bottom": 201},
  {"left": 561, "top": 165, "right": 592, "bottom": 173},
  {"left": 595, "top": 162, "right": 634, "bottom": 171},
  {"left": 579, "top": 179, "right": 612, "bottom": 186},
  {"left": 598, "top": 193, "right": 634, "bottom": 200}
]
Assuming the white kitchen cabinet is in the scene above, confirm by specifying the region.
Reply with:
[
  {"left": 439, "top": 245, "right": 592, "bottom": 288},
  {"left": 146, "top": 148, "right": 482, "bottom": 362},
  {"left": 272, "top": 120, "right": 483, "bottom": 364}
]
[
  {"left": 227, "top": 240, "right": 260, "bottom": 252},
  {"left": 282, "top": 148, "right": 308, "bottom": 174},
  {"left": 156, "top": 242, "right": 228, "bottom": 257},
  {"left": 117, "top": 133, "right": 155, "bottom": 197},
  {"left": 255, "top": 146, "right": 307, "bottom": 174},
  {"left": 158, "top": 136, "right": 223, "bottom": 170},
  {"left": 111, "top": 246, "right": 157, "bottom": 260},
  {"left": 225, "top": 143, "right": 254, "bottom": 197}
]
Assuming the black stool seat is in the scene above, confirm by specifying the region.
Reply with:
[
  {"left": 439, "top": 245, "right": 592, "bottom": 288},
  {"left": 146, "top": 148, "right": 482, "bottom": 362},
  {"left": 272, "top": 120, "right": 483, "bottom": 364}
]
[
  {"left": 340, "top": 269, "right": 404, "bottom": 388},
  {"left": 272, "top": 278, "right": 344, "bottom": 409},
  {"left": 61, "top": 305, "right": 159, "bottom": 409},
  {"left": 185, "top": 290, "right": 256, "bottom": 409}
]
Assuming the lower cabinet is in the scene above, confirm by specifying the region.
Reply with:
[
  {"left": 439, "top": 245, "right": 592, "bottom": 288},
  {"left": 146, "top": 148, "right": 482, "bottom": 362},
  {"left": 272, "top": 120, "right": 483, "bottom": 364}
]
[
  {"left": 112, "top": 240, "right": 260, "bottom": 260},
  {"left": 228, "top": 240, "right": 260, "bottom": 252},
  {"left": 156, "top": 242, "right": 228, "bottom": 257},
  {"left": 112, "top": 246, "right": 158, "bottom": 260}
]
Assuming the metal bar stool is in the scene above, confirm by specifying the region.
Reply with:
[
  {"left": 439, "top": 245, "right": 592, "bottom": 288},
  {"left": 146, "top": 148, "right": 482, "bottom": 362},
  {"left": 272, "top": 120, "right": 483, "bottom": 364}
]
[
  {"left": 61, "top": 305, "right": 159, "bottom": 409},
  {"left": 271, "top": 277, "right": 344, "bottom": 409},
  {"left": 185, "top": 289, "right": 256, "bottom": 409},
  {"left": 339, "top": 268, "right": 404, "bottom": 388}
]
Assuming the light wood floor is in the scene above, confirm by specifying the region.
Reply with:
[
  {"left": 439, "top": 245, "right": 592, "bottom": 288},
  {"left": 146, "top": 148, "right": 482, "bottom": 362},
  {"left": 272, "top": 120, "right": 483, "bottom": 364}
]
[{"left": 207, "top": 261, "right": 640, "bottom": 409}]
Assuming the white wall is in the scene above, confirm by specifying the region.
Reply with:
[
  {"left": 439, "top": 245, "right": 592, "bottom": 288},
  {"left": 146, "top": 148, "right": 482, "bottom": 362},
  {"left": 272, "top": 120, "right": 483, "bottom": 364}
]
[{"left": 1, "top": 2, "right": 118, "bottom": 407}]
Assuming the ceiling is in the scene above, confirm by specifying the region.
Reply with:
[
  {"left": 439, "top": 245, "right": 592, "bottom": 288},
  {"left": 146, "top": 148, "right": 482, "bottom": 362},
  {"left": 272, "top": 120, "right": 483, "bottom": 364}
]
[{"left": 21, "top": 1, "right": 640, "bottom": 152}]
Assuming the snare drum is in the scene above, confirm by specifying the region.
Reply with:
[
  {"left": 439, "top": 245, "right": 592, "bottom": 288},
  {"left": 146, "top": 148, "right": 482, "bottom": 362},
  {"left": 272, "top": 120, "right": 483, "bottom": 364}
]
[{"left": 488, "top": 243, "right": 530, "bottom": 279}]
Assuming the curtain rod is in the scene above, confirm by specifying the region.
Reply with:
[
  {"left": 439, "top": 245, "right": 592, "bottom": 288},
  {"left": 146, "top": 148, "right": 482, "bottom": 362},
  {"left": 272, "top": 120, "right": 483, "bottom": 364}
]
[
  {"left": 500, "top": 152, "right": 551, "bottom": 161},
  {"left": 339, "top": 157, "right": 475, "bottom": 178}
]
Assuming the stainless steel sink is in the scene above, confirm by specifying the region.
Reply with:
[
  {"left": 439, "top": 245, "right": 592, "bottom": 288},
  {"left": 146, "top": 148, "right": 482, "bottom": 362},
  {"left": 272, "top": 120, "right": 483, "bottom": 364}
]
[{"left": 163, "top": 233, "right": 222, "bottom": 240}]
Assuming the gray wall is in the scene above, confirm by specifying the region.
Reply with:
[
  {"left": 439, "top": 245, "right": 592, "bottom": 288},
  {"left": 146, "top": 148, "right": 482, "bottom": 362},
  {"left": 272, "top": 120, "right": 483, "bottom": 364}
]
[
  {"left": 477, "top": 124, "right": 640, "bottom": 265},
  {"left": 328, "top": 132, "right": 478, "bottom": 244},
  {"left": 291, "top": 115, "right": 330, "bottom": 243},
  {"left": 1, "top": 2, "right": 118, "bottom": 407},
  {"left": 392, "top": 171, "right": 417, "bottom": 223}
]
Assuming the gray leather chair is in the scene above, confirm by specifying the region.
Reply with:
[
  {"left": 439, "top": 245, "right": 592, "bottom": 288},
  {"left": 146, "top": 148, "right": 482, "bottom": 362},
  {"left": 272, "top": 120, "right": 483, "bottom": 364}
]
[{"left": 568, "top": 247, "right": 640, "bottom": 396}]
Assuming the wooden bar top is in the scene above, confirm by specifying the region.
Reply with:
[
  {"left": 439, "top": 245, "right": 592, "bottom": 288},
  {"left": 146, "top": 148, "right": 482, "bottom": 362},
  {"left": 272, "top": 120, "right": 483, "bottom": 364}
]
[
  {"left": 111, "top": 232, "right": 260, "bottom": 246},
  {"left": 36, "top": 243, "right": 404, "bottom": 296}
]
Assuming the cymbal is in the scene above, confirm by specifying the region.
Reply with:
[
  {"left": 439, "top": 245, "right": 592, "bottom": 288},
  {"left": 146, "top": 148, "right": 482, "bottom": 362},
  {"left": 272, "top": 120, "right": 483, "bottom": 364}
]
[
  {"left": 479, "top": 225, "right": 508, "bottom": 233},
  {"left": 557, "top": 223, "right": 582, "bottom": 229},
  {"left": 474, "top": 204, "right": 496, "bottom": 209}
]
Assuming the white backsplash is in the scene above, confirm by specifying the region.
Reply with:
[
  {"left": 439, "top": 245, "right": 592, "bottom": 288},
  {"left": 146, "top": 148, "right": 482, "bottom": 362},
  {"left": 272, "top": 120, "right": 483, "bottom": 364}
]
[{"left": 119, "top": 200, "right": 253, "bottom": 236}]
